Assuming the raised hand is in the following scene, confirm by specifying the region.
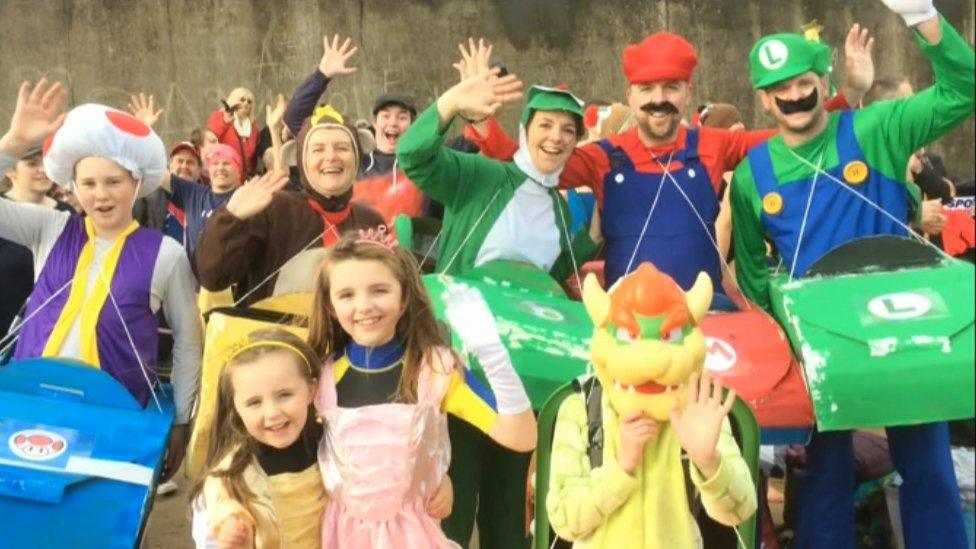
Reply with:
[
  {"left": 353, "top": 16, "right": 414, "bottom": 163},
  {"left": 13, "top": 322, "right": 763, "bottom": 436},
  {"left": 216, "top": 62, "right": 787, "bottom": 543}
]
[
  {"left": 841, "top": 24, "right": 875, "bottom": 104},
  {"left": 879, "top": 0, "right": 938, "bottom": 26},
  {"left": 0, "top": 79, "right": 68, "bottom": 157},
  {"left": 669, "top": 372, "right": 736, "bottom": 479},
  {"left": 442, "top": 282, "right": 501, "bottom": 352},
  {"left": 616, "top": 410, "right": 661, "bottom": 474},
  {"left": 127, "top": 92, "right": 164, "bottom": 128},
  {"left": 438, "top": 68, "right": 523, "bottom": 125},
  {"left": 215, "top": 515, "right": 253, "bottom": 549},
  {"left": 265, "top": 93, "right": 287, "bottom": 131},
  {"left": 453, "top": 37, "right": 494, "bottom": 81},
  {"left": 319, "top": 34, "right": 358, "bottom": 79},
  {"left": 225, "top": 170, "right": 290, "bottom": 220}
]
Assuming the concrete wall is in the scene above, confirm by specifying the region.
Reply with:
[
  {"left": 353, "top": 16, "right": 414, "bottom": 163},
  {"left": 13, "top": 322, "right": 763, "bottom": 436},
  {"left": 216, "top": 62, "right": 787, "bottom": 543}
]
[{"left": 1, "top": 0, "right": 973, "bottom": 177}]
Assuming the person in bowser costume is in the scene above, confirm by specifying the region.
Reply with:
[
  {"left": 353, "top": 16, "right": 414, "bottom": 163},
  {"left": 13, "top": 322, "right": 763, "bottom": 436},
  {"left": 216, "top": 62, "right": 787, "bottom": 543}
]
[
  {"left": 731, "top": 0, "right": 974, "bottom": 547},
  {"left": 546, "top": 263, "right": 756, "bottom": 547},
  {"left": 464, "top": 29, "right": 875, "bottom": 292}
]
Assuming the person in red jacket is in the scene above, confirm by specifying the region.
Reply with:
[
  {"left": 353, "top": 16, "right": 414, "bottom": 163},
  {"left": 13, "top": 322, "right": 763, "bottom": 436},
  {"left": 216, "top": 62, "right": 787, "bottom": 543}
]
[{"left": 207, "top": 87, "right": 259, "bottom": 177}]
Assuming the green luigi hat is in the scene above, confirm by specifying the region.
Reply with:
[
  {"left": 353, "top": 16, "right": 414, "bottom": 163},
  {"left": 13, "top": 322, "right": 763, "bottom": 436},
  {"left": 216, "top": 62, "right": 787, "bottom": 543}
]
[
  {"left": 749, "top": 33, "right": 831, "bottom": 90},
  {"left": 520, "top": 85, "right": 585, "bottom": 128}
]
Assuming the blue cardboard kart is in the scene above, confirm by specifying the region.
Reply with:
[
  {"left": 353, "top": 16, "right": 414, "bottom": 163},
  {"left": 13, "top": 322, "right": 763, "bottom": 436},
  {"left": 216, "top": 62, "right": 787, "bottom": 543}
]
[{"left": 0, "top": 358, "right": 173, "bottom": 548}]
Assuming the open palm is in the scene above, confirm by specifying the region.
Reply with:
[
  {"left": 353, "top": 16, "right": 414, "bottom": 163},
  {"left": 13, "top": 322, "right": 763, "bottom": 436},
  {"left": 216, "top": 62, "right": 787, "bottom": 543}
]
[
  {"left": 843, "top": 23, "right": 875, "bottom": 96},
  {"left": 670, "top": 373, "right": 735, "bottom": 472},
  {"left": 319, "top": 34, "right": 358, "bottom": 78},
  {"left": 1, "top": 79, "right": 68, "bottom": 155},
  {"left": 128, "top": 92, "right": 164, "bottom": 128},
  {"left": 225, "top": 171, "right": 289, "bottom": 220},
  {"left": 453, "top": 37, "right": 494, "bottom": 81},
  {"left": 450, "top": 70, "right": 523, "bottom": 121},
  {"left": 265, "top": 94, "right": 287, "bottom": 131}
]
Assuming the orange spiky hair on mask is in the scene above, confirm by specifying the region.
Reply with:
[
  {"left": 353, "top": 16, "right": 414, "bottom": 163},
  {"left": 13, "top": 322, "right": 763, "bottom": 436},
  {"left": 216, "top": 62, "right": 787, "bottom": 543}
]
[{"left": 609, "top": 263, "right": 691, "bottom": 339}]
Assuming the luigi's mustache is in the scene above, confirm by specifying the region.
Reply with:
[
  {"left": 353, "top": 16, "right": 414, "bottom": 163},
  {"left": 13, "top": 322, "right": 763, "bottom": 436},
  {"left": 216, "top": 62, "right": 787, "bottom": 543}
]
[
  {"left": 640, "top": 101, "right": 680, "bottom": 116},
  {"left": 775, "top": 88, "right": 819, "bottom": 114}
]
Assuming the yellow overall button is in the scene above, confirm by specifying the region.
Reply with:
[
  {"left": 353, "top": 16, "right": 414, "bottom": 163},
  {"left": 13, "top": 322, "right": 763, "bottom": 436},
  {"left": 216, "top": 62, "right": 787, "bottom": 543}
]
[
  {"left": 843, "top": 160, "right": 869, "bottom": 185},
  {"left": 762, "top": 192, "right": 784, "bottom": 215}
]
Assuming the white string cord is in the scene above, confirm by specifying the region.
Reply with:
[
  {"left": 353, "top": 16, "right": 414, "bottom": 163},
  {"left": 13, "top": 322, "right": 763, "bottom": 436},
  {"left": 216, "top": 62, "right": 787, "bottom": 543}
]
[
  {"left": 624, "top": 151, "right": 673, "bottom": 276},
  {"left": 785, "top": 148, "right": 949, "bottom": 259},
  {"left": 788, "top": 152, "right": 825, "bottom": 281},
  {"left": 552, "top": 189, "right": 582, "bottom": 287},
  {"left": 439, "top": 188, "right": 503, "bottom": 274},
  {"left": 654, "top": 157, "right": 754, "bottom": 310},
  {"left": 94, "top": 265, "right": 163, "bottom": 414},
  {"left": 418, "top": 221, "right": 445, "bottom": 273},
  {"left": 230, "top": 223, "right": 339, "bottom": 307},
  {"left": 0, "top": 278, "right": 75, "bottom": 356}
]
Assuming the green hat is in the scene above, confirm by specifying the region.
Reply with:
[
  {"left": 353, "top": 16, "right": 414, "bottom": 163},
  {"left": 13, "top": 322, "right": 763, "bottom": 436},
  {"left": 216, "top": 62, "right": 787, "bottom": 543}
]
[
  {"left": 520, "top": 85, "right": 585, "bottom": 128},
  {"left": 749, "top": 33, "right": 831, "bottom": 90}
]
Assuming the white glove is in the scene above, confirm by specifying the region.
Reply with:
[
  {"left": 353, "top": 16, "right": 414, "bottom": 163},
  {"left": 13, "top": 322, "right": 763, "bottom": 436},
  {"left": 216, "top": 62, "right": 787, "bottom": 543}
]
[
  {"left": 443, "top": 283, "right": 531, "bottom": 414},
  {"left": 879, "top": 0, "right": 938, "bottom": 26},
  {"left": 443, "top": 282, "right": 502, "bottom": 352}
]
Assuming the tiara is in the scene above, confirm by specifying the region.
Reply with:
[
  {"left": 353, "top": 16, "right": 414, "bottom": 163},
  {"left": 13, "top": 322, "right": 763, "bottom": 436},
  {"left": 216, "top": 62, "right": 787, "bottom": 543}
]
[{"left": 356, "top": 225, "right": 398, "bottom": 251}]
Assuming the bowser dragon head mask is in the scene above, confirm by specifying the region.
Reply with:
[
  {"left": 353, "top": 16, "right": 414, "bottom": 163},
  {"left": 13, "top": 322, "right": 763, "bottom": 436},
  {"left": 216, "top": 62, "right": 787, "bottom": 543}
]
[{"left": 582, "top": 263, "right": 712, "bottom": 421}]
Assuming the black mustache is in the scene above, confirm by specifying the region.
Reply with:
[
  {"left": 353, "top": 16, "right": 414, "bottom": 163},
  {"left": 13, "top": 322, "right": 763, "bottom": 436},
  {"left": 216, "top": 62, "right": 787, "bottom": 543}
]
[
  {"left": 640, "top": 101, "right": 679, "bottom": 115},
  {"left": 775, "top": 88, "right": 819, "bottom": 114}
]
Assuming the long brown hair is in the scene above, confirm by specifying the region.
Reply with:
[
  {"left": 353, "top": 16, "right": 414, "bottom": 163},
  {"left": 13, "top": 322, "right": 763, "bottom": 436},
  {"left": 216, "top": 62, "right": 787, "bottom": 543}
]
[
  {"left": 308, "top": 231, "right": 455, "bottom": 403},
  {"left": 190, "top": 328, "right": 320, "bottom": 514}
]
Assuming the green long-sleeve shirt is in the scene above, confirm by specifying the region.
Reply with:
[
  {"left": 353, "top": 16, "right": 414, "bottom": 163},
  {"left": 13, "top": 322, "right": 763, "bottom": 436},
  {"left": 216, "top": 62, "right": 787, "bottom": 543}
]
[
  {"left": 732, "top": 16, "right": 975, "bottom": 311},
  {"left": 397, "top": 104, "right": 597, "bottom": 282}
]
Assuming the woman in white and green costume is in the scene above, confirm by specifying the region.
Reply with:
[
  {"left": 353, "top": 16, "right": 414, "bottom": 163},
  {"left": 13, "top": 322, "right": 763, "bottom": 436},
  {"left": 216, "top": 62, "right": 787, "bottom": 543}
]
[
  {"left": 397, "top": 74, "right": 598, "bottom": 548},
  {"left": 398, "top": 79, "right": 599, "bottom": 280}
]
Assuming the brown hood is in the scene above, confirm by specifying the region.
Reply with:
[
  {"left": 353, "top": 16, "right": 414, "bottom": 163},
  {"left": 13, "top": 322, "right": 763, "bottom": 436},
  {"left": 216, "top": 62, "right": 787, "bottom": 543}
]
[{"left": 295, "top": 116, "right": 365, "bottom": 211}]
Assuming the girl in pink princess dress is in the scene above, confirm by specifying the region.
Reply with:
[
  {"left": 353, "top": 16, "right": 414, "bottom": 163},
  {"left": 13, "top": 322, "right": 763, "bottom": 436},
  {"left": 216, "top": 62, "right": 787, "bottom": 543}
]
[{"left": 307, "top": 228, "right": 537, "bottom": 548}]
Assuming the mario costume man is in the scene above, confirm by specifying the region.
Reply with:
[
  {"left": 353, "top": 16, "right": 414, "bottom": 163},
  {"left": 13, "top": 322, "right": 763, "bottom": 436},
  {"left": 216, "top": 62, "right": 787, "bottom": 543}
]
[
  {"left": 730, "top": 0, "right": 974, "bottom": 546},
  {"left": 465, "top": 33, "right": 863, "bottom": 293}
]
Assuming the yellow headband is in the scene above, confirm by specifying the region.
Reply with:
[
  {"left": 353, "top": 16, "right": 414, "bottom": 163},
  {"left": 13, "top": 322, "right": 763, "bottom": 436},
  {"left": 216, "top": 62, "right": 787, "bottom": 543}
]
[
  {"left": 226, "top": 341, "right": 313, "bottom": 374},
  {"left": 311, "top": 104, "right": 344, "bottom": 126}
]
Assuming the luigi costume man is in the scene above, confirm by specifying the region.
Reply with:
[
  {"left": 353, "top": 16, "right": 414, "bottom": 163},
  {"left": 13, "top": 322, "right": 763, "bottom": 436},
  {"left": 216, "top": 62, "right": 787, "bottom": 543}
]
[
  {"left": 730, "top": 0, "right": 974, "bottom": 547},
  {"left": 398, "top": 79, "right": 598, "bottom": 548}
]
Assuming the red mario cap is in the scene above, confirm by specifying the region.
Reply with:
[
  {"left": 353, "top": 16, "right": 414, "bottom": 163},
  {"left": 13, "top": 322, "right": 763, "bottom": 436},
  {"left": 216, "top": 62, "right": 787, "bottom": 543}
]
[{"left": 622, "top": 32, "right": 698, "bottom": 84}]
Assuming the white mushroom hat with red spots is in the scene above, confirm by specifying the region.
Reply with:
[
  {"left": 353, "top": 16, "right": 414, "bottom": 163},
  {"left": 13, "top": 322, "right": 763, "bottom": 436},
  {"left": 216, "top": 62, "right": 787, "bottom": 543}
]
[{"left": 43, "top": 103, "right": 166, "bottom": 198}]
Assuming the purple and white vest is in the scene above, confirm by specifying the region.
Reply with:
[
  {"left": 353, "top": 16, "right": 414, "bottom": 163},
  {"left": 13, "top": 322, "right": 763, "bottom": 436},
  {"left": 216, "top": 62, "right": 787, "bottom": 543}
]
[{"left": 14, "top": 216, "right": 163, "bottom": 407}]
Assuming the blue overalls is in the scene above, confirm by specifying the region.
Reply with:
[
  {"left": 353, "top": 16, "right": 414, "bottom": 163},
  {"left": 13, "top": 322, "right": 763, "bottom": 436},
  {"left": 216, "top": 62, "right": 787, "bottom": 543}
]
[
  {"left": 598, "top": 128, "right": 721, "bottom": 290},
  {"left": 748, "top": 110, "right": 967, "bottom": 549},
  {"left": 749, "top": 110, "right": 908, "bottom": 276}
]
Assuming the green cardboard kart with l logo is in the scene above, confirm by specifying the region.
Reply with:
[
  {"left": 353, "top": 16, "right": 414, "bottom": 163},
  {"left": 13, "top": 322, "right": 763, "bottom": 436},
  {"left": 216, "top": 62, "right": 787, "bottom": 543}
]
[{"left": 769, "top": 236, "right": 975, "bottom": 431}]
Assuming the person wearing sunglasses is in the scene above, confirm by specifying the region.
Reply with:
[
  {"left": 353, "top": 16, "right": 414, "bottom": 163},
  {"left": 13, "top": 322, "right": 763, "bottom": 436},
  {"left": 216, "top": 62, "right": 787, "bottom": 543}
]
[{"left": 208, "top": 87, "right": 260, "bottom": 177}]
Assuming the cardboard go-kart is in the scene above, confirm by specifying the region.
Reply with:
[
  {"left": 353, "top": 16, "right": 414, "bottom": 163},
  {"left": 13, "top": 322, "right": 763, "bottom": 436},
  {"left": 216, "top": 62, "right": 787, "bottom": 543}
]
[
  {"left": 769, "top": 235, "right": 974, "bottom": 431},
  {"left": 0, "top": 358, "right": 173, "bottom": 548},
  {"left": 397, "top": 215, "right": 814, "bottom": 429}
]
